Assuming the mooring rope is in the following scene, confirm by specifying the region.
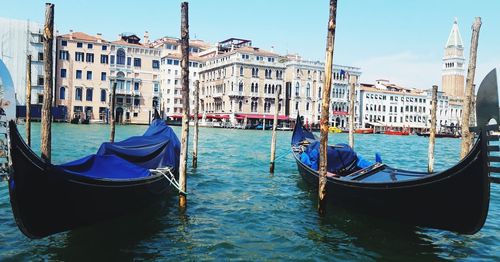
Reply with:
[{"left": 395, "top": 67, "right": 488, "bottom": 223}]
[{"left": 150, "top": 167, "right": 187, "bottom": 195}]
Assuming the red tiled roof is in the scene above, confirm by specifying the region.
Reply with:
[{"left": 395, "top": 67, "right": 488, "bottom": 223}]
[{"left": 59, "top": 32, "right": 106, "bottom": 42}]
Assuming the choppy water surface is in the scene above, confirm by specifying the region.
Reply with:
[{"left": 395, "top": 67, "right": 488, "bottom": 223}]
[{"left": 0, "top": 123, "right": 498, "bottom": 261}]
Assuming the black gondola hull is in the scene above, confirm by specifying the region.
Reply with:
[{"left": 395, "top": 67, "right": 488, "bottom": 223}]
[
  {"left": 293, "top": 132, "right": 490, "bottom": 234},
  {"left": 8, "top": 121, "right": 177, "bottom": 239}
]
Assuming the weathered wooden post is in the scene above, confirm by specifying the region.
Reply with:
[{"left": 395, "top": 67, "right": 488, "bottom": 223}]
[
  {"left": 348, "top": 75, "right": 355, "bottom": 149},
  {"left": 269, "top": 85, "right": 281, "bottom": 173},
  {"left": 109, "top": 82, "right": 117, "bottom": 142},
  {"left": 428, "top": 85, "right": 438, "bottom": 173},
  {"left": 192, "top": 80, "right": 199, "bottom": 168},
  {"left": 40, "top": 3, "right": 54, "bottom": 162},
  {"left": 318, "top": 0, "right": 337, "bottom": 215},
  {"left": 178, "top": 1, "right": 190, "bottom": 209},
  {"left": 460, "top": 17, "right": 482, "bottom": 159},
  {"left": 26, "top": 54, "right": 32, "bottom": 147}
]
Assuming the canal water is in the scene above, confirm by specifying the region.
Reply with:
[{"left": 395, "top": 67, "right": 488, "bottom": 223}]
[{"left": 0, "top": 123, "right": 498, "bottom": 260}]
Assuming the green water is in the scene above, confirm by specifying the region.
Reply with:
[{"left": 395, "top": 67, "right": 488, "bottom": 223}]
[{"left": 0, "top": 123, "right": 498, "bottom": 260}]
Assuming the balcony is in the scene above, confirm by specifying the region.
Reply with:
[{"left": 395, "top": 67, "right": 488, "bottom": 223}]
[{"left": 228, "top": 90, "right": 244, "bottom": 97}]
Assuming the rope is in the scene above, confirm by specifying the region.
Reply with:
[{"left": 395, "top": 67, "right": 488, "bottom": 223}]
[{"left": 150, "top": 167, "right": 187, "bottom": 195}]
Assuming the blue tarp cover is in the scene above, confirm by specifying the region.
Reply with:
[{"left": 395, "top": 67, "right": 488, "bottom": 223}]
[
  {"left": 56, "top": 119, "right": 180, "bottom": 179},
  {"left": 300, "top": 141, "right": 358, "bottom": 173}
]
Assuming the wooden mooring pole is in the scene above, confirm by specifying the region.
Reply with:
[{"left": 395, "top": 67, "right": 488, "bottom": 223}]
[
  {"left": 428, "top": 85, "right": 438, "bottom": 173},
  {"left": 318, "top": 0, "right": 337, "bottom": 215},
  {"left": 109, "top": 82, "right": 117, "bottom": 142},
  {"left": 269, "top": 85, "right": 281, "bottom": 173},
  {"left": 192, "top": 80, "right": 199, "bottom": 168},
  {"left": 348, "top": 75, "right": 355, "bottom": 149},
  {"left": 26, "top": 54, "right": 32, "bottom": 147},
  {"left": 179, "top": 1, "right": 190, "bottom": 209},
  {"left": 460, "top": 17, "right": 482, "bottom": 159},
  {"left": 40, "top": 3, "right": 54, "bottom": 163}
]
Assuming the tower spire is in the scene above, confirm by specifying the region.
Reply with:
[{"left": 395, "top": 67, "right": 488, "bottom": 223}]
[{"left": 446, "top": 17, "right": 464, "bottom": 48}]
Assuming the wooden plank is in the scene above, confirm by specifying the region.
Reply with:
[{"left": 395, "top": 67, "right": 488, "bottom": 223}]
[
  {"left": 489, "top": 166, "right": 500, "bottom": 173},
  {"left": 489, "top": 156, "right": 500, "bottom": 162},
  {"left": 491, "top": 176, "right": 500, "bottom": 184},
  {"left": 488, "top": 145, "right": 499, "bottom": 152}
]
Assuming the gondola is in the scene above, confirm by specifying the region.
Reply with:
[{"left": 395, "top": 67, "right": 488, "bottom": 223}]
[
  {"left": 291, "top": 69, "right": 499, "bottom": 234},
  {"left": 416, "top": 132, "right": 461, "bottom": 138},
  {"left": 6, "top": 112, "right": 181, "bottom": 239}
]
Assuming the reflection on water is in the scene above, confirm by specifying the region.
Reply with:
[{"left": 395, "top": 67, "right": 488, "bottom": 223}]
[{"left": 0, "top": 123, "right": 498, "bottom": 260}]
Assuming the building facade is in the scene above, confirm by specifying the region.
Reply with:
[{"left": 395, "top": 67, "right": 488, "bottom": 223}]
[
  {"left": 284, "top": 55, "right": 362, "bottom": 128},
  {"left": 0, "top": 17, "right": 49, "bottom": 105},
  {"left": 56, "top": 31, "right": 111, "bottom": 122},
  {"left": 199, "top": 38, "right": 286, "bottom": 126},
  {"left": 442, "top": 19, "right": 465, "bottom": 99}
]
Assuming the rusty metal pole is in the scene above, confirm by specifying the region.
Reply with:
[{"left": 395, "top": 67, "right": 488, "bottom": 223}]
[
  {"left": 26, "top": 54, "right": 32, "bottom": 147},
  {"left": 270, "top": 85, "right": 281, "bottom": 173},
  {"left": 428, "top": 85, "right": 438, "bottom": 173},
  {"left": 40, "top": 3, "right": 54, "bottom": 163},
  {"left": 460, "top": 17, "right": 482, "bottom": 159},
  {"left": 318, "top": 0, "right": 337, "bottom": 215},
  {"left": 179, "top": 1, "right": 190, "bottom": 209},
  {"left": 109, "top": 82, "right": 117, "bottom": 142},
  {"left": 192, "top": 80, "right": 199, "bottom": 168},
  {"left": 348, "top": 75, "right": 355, "bottom": 149}
]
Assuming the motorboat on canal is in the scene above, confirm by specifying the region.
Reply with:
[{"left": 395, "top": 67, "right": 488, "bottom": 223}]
[
  {"left": 291, "top": 69, "right": 499, "bottom": 234},
  {"left": 6, "top": 111, "right": 181, "bottom": 239}
]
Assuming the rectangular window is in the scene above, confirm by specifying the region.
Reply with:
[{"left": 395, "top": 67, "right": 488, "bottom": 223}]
[
  {"left": 110, "top": 55, "right": 115, "bottom": 64},
  {"left": 86, "top": 53, "right": 94, "bottom": 63},
  {"left": 75, "top": 88, "right": 82, "bottom": 100},
  {"left": 87, "top": 43, "right": 93, "bottom": 49},
  {"left": 100, "top": 55, "right": 108, "bottom": 64},
  {"left": 127, "top": 57, "right": 131, "bottom": 66},
  {"left": 102, "top": 45, "right": 107, "bottom": 51},
  {"left": 86, "top": 71, "right": 92, "bottom": 80},
  {"left": 76, "top": 70, "right": 82, "bottom": 79},
  {"left": 77, "top": 42, "right": 83, "bottom": 48},
  {"left": 60, "top": 68, "right": 66, "bottom": 78},
  {"left": 37, "top": 76, "right": 44, "bottom": 86},
  {"left": 167, "top": 59, "right": 173, "bottom": 65},
  {"left": 59, "top": 50, "right": 69, "bottom": 60},
  {"left": 75, "top": 52, "right": 84, "bottom": 61},
  {"left": 101, "top": 72, "right": 106, "bottom": 81},
  {"left": 134, "top": 82, "right": 139, "bottom": 91},
  {"left": 38, "top": 52, "right": 43, "bottom": 61},
  {"left": 86, "top": 88, "right": 93, "bottom": 101},
  {"left": 152, "top": 60, "right": 159, "bottom": 69},
  {"left": 173, "top": 60, "right": 179, "bottom": 66},
  {"left": 61, "top": 40, "right": 67, "bottom": 46},
  {"left": 134, "top": 58, "right": 141, "bottom": 67}
]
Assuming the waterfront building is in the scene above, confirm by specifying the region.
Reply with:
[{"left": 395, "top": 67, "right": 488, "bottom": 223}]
[
  {"left": 442, "top": 18, "right": 465, "bottom": 99},
  {"left": 56, "top": 31, "right": 111, "bottom": 123},
  {"left": 198, "top": 38, "right": 286, "bottom": 126},
  {"left": 108, "top": 32, "right": 162, "bottom": 124},
  {"left": 358, "top": 80, "right": 462, "bottom": 132},
  {"left": 151, "top": 37, "right": 211, "bottom": 116},
  {"left": 0, "top": 17, "right": 49, "bottom": 105},
  {"left": 284, "top": 55, "right": 361, "bottom": 128}
]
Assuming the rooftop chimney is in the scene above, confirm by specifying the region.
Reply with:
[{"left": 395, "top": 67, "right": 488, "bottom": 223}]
[
  {"left": 96, "top": 33, "right": 102, "bottom": 43},
  {"left": 144, "top": 31, "right": 150, "bottom": 44},
  {"left": 69, "top": 29, "right": 73, "bottom": 40}
]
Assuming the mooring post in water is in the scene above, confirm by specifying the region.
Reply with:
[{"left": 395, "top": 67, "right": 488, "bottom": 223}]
[
  {"left": 428, "top": 85, "right": 438, "bottom": 173},
  {"left": 179, "top": 1, "right": 190, "bottom": 209},
  {"left": 109, "top": 82, "right": 117, "bottom": 142},
  {"left": 460, "top": 17, "right": 482, "bottom": 159},
  {"left": 192, "top": 80, "right": 199, "bottom": 168},
  {"left": 348, "top": 75, "right": 355, "bottom": 149},
  {"left": 318, "top": 0, "right": 337, "bottom": 215},
  {"left": 26, "top": 54, "right": 32, "bottom": 147},
  {"left": 269, "top": 85, "right": 281, "bottom": 173},
  {"left": 40, "top": 3, "right": 54, "bottom": 163}
]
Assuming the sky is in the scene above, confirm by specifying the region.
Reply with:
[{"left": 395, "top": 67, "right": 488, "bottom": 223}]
[{"left": 1, "top": 0, "right": 499, "bottom": 90}]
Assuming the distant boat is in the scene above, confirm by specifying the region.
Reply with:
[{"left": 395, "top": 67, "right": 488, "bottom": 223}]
[
  {"left": 384, "top": 129, "right": 410, "bottom": 136},
  {"left": 290, "top": 69, "right": 499, "bottom": 234},
  {"left": 354, "top": 128, "right": 373, "bottom": 134},
  {"left": 328, "top": 126, "right": 342, "bottom": 133},
  {"left": 416, "top": 132, "right": 460, "bottom": 138},
  {"left": 6, "top": 113, "right": 181, "bottom": 239}
]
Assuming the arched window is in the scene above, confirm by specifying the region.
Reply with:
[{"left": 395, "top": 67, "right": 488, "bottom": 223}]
[
  {"left": 239, "top": 101, "right": 243, "bottom": 111},
  {"left": 59, "top": 86, "right": 66, "bottom": 100},
  {"left": 239, "top": 82, "right": 244, "bottom": 92},
  {"left": 251, "top": 83, "right": 255, "bottom": 93},
  {"left": 255, "top": 83, "right": 258, "bottom": 93},
  {"left": 240, "top": 66, "right": 244, "bottom": 76},
  {"left": 117, "top": 48, "right": 126, "bottom": 65},
  {"left": 295, "top": 82, "right": 300, "bottom": 96},
  {"left": 306, "top": 102, "right": 310, "bottom": 111},
  {"left": 318, "top": 87, "right": 322, "bottom": 98},
  {"left": 100, "top": 89, "right": 106, "bottom": 102},
  {"left": 295, "top": 102, "right": 299, "bottom": 110},
  {"left": 86, "top": 88, "right": 93, "bottom": 101},
  {"left": 306, "top": 83, "right": 311, "bottom": 97},
  {"left": 75, "top": 87, "right": 82, "bottom": 101},
  {"left": 271, "top": 85, "right": 275, "bottom": 94},
  {"left": 251, "top": 68, "right": 255, "bottom": 77}
]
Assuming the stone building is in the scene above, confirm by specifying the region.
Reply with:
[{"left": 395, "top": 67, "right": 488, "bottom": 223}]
[{"left": 442, "top": 18, "right": 465, "bottom": 99}]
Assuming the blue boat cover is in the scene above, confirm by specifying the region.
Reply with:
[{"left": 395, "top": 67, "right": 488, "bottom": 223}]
[
  {"left": 56, "top": 119, "right": 180, "bottom": 179},
  {"left": 300, "top": 141, "right": 358, "bottom": 173}
]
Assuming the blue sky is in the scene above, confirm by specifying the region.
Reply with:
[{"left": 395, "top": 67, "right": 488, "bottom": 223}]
[{"left": 1, "top": 0, "right": 499, "bottom": 89}]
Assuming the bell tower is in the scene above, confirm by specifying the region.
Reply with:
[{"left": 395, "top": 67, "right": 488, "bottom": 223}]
[{"left": 442, "top": 18, "right": 465, "bottom": 98}]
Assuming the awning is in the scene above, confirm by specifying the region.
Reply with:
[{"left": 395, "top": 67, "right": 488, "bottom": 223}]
[
  {"left": 206, "top": 114, "right": 229, "bottom": 119},
  {"left": 236, "top": 114, "right": 289, "bottom": 120},
  {"left": 332, "top": 111, "right": 348, "bottom": 115}
]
